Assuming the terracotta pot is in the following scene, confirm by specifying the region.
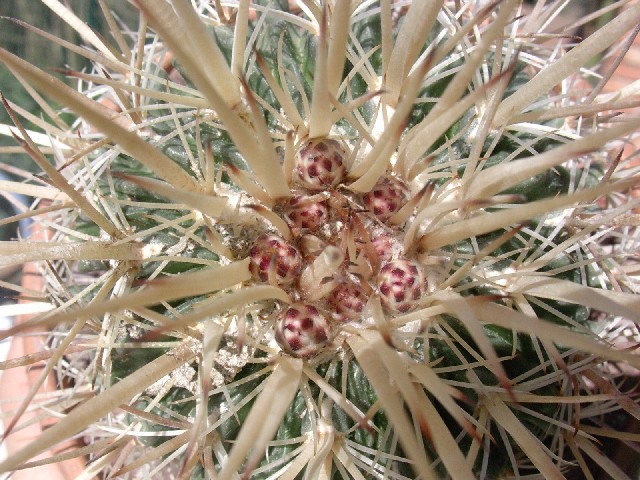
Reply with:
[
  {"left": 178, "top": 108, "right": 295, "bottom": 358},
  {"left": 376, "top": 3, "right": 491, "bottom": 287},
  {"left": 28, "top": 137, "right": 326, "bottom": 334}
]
[{"left": 0, "top": 216, "right": 88, "bottom": 479}]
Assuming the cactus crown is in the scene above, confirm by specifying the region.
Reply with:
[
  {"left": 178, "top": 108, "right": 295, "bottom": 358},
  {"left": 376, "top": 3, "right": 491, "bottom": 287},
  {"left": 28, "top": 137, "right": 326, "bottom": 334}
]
[{"left": 1, "top": 1, "right": 640, "bottom": 479}]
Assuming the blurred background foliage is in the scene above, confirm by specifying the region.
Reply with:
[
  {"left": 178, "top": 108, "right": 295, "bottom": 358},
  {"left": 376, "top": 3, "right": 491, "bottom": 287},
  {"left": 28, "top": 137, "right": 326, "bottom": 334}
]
[{"left": 0, "top": 0, "right": 137, "bottom": 172}]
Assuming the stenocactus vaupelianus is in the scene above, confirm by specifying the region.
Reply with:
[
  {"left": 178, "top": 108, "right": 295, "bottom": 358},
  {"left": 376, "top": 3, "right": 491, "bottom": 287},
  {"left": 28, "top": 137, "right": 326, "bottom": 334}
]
[{"left": 1, "top": 1, "right": 640, "bottom": 478}]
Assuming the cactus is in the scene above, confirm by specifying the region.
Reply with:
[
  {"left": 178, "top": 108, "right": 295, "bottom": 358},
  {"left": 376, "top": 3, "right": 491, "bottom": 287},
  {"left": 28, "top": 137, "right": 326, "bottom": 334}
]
[{"left": 1, "top": 1, "right": 640, "bottom": 478}]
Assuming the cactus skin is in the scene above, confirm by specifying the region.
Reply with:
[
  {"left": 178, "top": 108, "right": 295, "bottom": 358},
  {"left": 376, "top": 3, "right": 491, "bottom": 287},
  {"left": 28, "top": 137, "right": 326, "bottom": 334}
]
[{"left": 1, "top": 1, "right": 640, "bottom": 479}]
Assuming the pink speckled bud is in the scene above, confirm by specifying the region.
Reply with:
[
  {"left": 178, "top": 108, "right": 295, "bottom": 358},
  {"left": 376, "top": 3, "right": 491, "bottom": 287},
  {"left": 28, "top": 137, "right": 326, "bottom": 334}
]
[
  {"left": 249, "top": 234, "right": 301, "bottom": 285},
  {"left": 276, "top": 303, "right": 332, "bottom": 357},
  {"left": 287, "top": 195, "right": 329, "bottom": 231},
  {"left": 328, "top": 281, "right": 367, "bottom": 322},
  {"left": 370, "top": 231, "right": 403, "bottom": 262},
  {"left": 363, "top": 176, "right": 408, "bottom": 222},
  {"left": 295, "top": 139, "right": 346, "bottom": 190},
  {"left": 377, "top": 258, "right": 426, "bottom": 313}
]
